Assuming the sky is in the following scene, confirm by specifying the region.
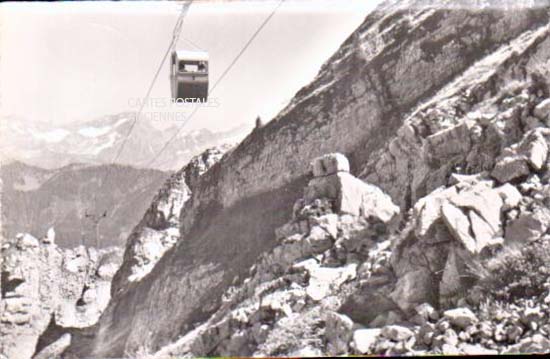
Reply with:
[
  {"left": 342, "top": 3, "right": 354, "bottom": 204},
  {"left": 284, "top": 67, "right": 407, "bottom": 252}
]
[{"left": 0, "top": 0, "right": 382, "bottom": 132}]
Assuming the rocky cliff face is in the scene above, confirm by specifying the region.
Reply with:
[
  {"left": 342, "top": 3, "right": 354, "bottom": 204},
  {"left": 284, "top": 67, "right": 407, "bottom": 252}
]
[
  {"left": 0, "top": 232, "right": 122, "bottom": 359},
  {"left": 111, "top": 146, "right": 230, "bottom": 293},
  {"left": 55, "top": 0, "right": 550, "bottom": 357},
  {"left": 138, "top": 122, "right": 550, "bottom": 357}
]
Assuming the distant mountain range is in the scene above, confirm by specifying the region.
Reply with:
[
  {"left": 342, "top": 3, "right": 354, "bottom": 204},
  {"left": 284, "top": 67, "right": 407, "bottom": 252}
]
[
  {"left": 0, "top": 113, "right": 251, "bottom": 171},
  {"left": 0, "top": 161, "right": 168, "bottom": 248}
]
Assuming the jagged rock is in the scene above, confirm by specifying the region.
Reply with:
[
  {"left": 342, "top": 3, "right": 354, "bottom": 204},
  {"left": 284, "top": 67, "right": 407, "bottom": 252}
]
[
  {"left": 16, "top": 234, "right": 39, "bottom": 250},
  {"left": 352, "top": 328, "right": 381, "bottom": 354},
  {"left": 325, "top": 312, "right": 354, "bottom": 355},
  {"left": 275, "top": 221, "right": 306, "bottom": 240},
  {"left": 310, "top": 214, "right": 338, "bottom": 240},
  {"left": 449, "top": 182, "right": 502, "bottom": 234},
  {"left": 522, "top": 115, "right": 543, "bottom": 131},
  {"left": 380, "top": 325, "right": 415, "bottom": 341},
  {"left": 468, "top": 211, "right": 502, "bottom": 249},
  {"left": 441, "top": 343, "right": 461, "bottom": 355},
  {"left": 412, "top": 303, "right": 438, "bottom": 325},
  {"left": 505, "top": 209, "right": 550, "bottom": 244},
  {"left": 311, "top": 153, "right": 350, "bottom": 177},
  {"left": 424, "top": 122, "right": 471, "bottom": 164},
  {"left": 33, "top": 334, "right": 71, "bottom": 359},
  {"left": 184, "top": 146, "right": 230, "bottom": 192},
  {"left": 443, "top": 308, "right": 478, "bottom": 329},
  {"left": 305, "top": 263, "right": 357, "bottom": 301},
  {"left": 63, "top": 251, "right": 89, "bottom": 274},
  {"left": 517, "top": 129, "right": 548, "bottom": 170},
  {"left": 305, "top": 171, "right": 399, "bottom": 224},
  {"left": 490, "top": 122, "right": 550, "bottom": 185},
  {"left": 414, "top": 187, "right": 458, "bottom": 238},
  {"left": 127, "top": 228, "right": 169, "bottom": 282},
  {"left": 441, "top": 203, "right": 477, "bottom": 253},
  {"left": 340, "top": 280, "right": 399, "bottom": 327},
  {"left": 449, "top": 173, "right": 487, "bottom": 187},
  {"left": 491, "top": 156, "right": 531, "bottom": 183},
  {"left": 0, "top": 235, "right": 121, "bottom": 359},
  {"left": 390, "top": 268, "right": 435, "bottom": 314},
  {"left": 533, "top": 98, "right": 550, "bottom": 122},
  {"left": 442, "top": 328, "right": 459, "bottom": 346},
  {"left": 393, "top": 174, "right": 515, "bottom": 312},
  {"left": 439, "top": 247, "right": 469, "bottom": 304},
  {"left": 305, "top": 226, "right": 333, "bottom": 254},
  {"left": 495, "top": 184, "right": 522, "bottom": 210}
]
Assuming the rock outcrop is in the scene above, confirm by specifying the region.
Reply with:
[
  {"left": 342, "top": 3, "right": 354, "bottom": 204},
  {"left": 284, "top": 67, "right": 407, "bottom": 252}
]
[
  {"left": 0, "top": 233, "right": 122, "bottom": 359},
  {"left": 111, "top": 146, "right": 229, "bottom": 292},
  {"left": 335, "top": 82, "right": 550, "bottom": 355},
  {"left": 141, "top": 153, "right": 399, "bottom": 358}
]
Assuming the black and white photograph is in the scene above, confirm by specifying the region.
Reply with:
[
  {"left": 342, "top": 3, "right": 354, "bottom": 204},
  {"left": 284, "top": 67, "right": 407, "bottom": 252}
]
[{"left": 1, "top": 0, "right": 550, "bottom": 357}]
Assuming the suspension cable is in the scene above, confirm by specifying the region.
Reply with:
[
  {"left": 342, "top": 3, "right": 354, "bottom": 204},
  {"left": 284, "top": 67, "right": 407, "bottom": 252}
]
[
  {"left": 145, "top": 0, "right": 286, "bottom": 168},
  {"left": 91, "top": 1, "right": 193, "bottom": 217}
]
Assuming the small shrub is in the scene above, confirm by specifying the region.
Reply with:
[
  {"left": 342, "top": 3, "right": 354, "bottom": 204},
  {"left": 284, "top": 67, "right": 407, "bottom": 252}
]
[{"left": 477, "top": 237, "right": 550, "bottom": 302}]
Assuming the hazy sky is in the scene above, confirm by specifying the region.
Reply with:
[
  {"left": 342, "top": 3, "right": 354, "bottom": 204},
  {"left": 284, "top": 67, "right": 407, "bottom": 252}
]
[{"left": 0, "top": 0, "right": 381, "bottom": 132}]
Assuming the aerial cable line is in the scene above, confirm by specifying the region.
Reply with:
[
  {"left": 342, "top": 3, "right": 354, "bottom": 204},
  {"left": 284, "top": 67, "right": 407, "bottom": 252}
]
[
  {"left": 106, "top": 0, "right": 193, "bottom": 171},
  {"left": 145, "top": 0, "right": 286, "bottom": 168},
  {"left": 181, "top": 37, "right": 206, "bottom": 52},
  {"left": 88, "top": 1, "right": 193, "bottom": 228}
]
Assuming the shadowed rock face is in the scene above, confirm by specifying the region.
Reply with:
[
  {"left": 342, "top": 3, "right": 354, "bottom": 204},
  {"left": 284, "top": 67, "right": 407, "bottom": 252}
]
[{"left": 66, "top": 1, "right": 550, "bottom": 357}]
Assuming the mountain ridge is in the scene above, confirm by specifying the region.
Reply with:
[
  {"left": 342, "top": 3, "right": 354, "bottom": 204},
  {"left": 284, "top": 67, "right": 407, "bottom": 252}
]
[{"left": 0, "top": 113, "right": 251, "bottom": 171}]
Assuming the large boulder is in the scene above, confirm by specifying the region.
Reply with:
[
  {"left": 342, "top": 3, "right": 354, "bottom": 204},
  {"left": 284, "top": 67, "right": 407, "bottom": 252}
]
[
  {"left": 491, "top": 128, "right": 549, "bottom": 183},
  {"left": 505, "top": 208, "right": 550, "bottom": 244},
  {"left": 352, "top": 328, "right": 381, "bottom": 354},
  {"left": 325, "top": 312, "right": 355, "bottom": 355},
  {"left": 305, "top": 154, "right": 399, "bottom": 225},
  {"left": 390, "top": 170, "right": 526, "bottom": 312},
  {"left": 443, "top": 308, "right": 478, "bottom": 329},
  {"left": 491, "top": 156, "right": 531, "bottom": 183},
  {"left": 517, "top": 129, "right": 549, "bottom": 170}
]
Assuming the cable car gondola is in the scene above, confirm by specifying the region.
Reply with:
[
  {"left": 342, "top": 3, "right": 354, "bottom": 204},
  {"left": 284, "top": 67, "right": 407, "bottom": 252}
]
[{"left": 171, "top": 50, "right": 209, "bottom": 102}]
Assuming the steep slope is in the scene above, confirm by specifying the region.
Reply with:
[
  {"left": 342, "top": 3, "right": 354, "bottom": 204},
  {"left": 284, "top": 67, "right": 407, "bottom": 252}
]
[
  {"left": 111, "top": 146, "right": 231, "bottom": 292},
  {"left": 147, "top": 154, "right": 400, "bottom": 358},
  {"left": 151, "top": 124, "right": 550, "bottom": 356},
  {"left": 67, "top": 0, "right": 550, "bottom": 357},
  {"left": 0, "top": 162, "right": 168, "bottom": 248}
]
